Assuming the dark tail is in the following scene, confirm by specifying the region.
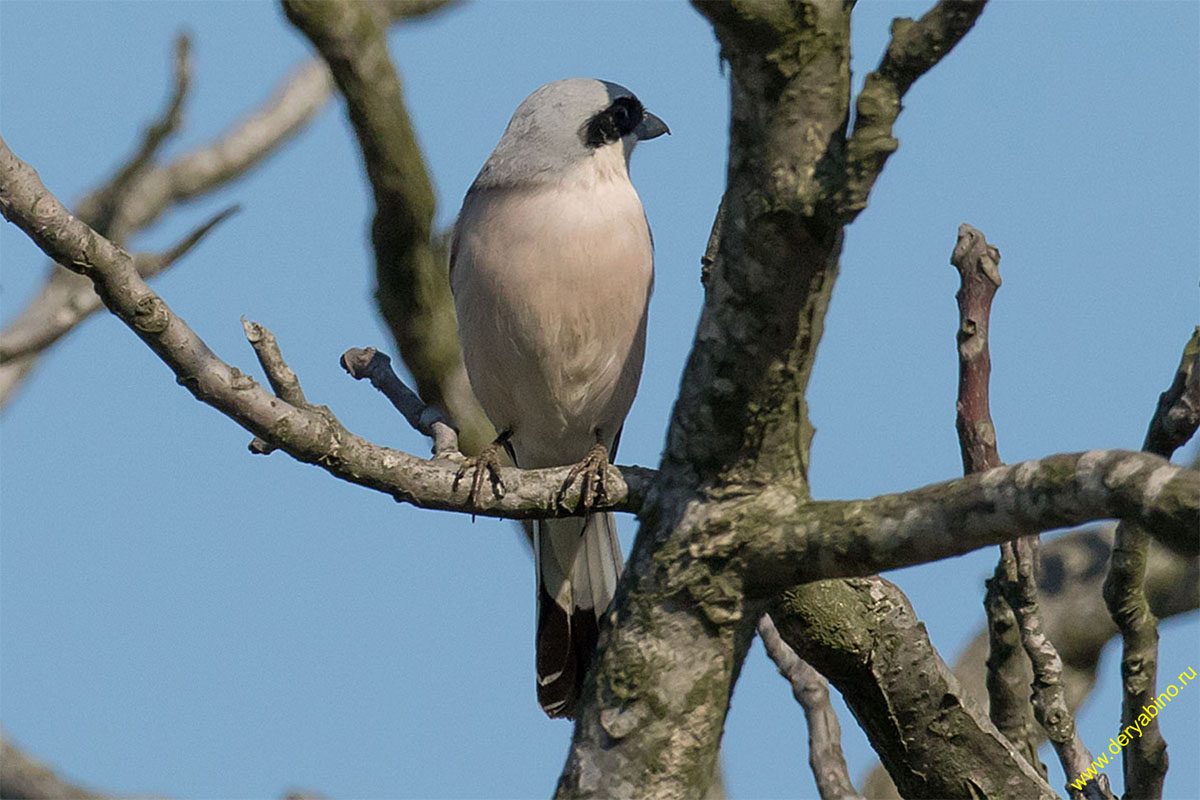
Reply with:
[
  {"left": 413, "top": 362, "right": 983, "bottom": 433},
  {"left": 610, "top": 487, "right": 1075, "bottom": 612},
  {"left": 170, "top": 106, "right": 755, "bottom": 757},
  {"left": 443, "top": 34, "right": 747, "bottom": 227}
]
[{"left": 534, "top": 512, "right": 621, "bottom": 719}]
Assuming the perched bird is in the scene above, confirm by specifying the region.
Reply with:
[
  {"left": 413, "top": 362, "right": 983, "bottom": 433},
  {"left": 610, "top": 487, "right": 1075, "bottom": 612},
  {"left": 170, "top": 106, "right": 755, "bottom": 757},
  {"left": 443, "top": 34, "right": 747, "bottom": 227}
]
[{"left": 450, "top": 79, "right": 668, "bottom": 718}]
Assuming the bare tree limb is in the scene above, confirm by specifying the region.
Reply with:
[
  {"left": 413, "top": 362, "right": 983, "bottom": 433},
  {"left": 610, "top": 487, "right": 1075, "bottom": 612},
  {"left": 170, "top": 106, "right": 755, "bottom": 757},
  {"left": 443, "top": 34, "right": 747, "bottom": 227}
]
[
  {"left": 757, "top": 616, "right": 862, "bottom": 800},
  {"left": 87, "top": 32, "right": 192, "bottom": 238},
  {"left": 844, "top": 0, "right": 987, "bottom": 219},
  {"left": 731, "top": 450, "right": 1198, "bottom": 597},
  {"left": 96, "top": 58, "right": 333, "bottom": 243},
  {"left": 1007, "top": 536, "right": 1114, "bottom": 799},
  {"left": 950, "top": 223, "right": 1104, "bottom": 798},
  {"left": 775, "top": 577, "right": 1057, "bottom": 799},
  {"left": 281, "top": 0, "right": 493, "bottom": 456},
  {"left": 1102, "top": 329, "right": 1200, "bottom": 799},
  {"left": 950, "top": 223, "right": 1046, "bottom": 773},
  {"left": 0, "top": 54, "right": 333, "bottom": 410},
  {"left": 1143, "top": 329, "right": 1200, "bottom": 458}
]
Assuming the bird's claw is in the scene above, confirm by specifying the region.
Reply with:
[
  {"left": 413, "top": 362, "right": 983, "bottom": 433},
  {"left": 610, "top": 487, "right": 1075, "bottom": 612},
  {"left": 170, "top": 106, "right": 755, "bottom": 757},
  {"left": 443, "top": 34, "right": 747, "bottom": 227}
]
[
  {"left": 558, "top": 443, "right": 610, "bottom": 510},
  {"left": 453, "top": 442, "right": 506, "bottom": 510}
]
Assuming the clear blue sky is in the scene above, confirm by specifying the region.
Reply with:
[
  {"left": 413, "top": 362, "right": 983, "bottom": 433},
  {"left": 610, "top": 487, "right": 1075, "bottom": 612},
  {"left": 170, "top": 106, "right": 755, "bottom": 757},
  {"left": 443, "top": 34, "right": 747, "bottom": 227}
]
[{"left": 1, "top": 2, "right": 1197, "bottom": 798}]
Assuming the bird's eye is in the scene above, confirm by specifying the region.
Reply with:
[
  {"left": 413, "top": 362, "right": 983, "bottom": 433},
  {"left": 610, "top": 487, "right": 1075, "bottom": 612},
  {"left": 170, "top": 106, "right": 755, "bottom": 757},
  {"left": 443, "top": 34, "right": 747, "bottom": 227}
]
[{"left": 612, "top": 105, "right": 630, "bottom": 128}]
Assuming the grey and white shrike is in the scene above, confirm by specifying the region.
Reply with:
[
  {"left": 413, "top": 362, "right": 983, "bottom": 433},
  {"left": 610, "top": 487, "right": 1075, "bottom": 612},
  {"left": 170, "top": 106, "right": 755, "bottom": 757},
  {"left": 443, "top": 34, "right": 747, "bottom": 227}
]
[{"left": 449, "top": 79, "right": 668, "bottom": 718}]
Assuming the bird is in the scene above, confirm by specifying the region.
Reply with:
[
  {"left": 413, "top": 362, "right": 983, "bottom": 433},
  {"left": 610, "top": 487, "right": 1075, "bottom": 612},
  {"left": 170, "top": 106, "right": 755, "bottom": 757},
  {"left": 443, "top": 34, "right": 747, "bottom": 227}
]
[{"left": 449, "top": 79, "right": 668, "bottom": 719}]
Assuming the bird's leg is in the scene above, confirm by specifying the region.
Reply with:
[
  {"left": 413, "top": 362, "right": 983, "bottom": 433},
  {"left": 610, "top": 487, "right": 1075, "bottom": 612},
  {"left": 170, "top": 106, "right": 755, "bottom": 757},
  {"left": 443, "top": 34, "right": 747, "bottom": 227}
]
[
  {"left": 558, "top": 438, "right": 610, "bottom": 511},
  {"left": 453, "top": 430, "right": 511, "bottom": 509}
]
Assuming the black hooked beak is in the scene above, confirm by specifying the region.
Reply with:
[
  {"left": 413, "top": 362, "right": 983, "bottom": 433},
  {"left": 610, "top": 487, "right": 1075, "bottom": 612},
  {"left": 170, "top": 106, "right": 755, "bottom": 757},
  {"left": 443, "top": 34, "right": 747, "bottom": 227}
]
[{"left": 634, "top": 111, "right": 670, "bottom": 141}]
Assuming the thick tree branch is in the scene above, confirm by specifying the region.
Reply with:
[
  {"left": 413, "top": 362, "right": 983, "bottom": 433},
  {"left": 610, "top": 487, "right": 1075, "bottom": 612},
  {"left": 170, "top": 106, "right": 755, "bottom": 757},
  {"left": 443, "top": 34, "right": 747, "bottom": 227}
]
[
  {"left": 844, "top": 0, "right": 986, "bottom": 219},
  {"left": 864, "top": 522, "right": 1200, "bottom": 799},
  {"left": 1102, "top": 329, "right": 1200, "bottom": 799},
  {"left": 281, "top": 0, "right": 492, "bottom": 455},
  {"left": 757, "top": 616, "right": 861, "bottom": 800},
  {"left": 731, "top": 450, "right": 1197, "bottom": 596},
  {"left": 775, "top": 577, "right": 1057, "bottom": 799},
  {"left": 0, "top": 54, "right": 333, "bottom": 410}
]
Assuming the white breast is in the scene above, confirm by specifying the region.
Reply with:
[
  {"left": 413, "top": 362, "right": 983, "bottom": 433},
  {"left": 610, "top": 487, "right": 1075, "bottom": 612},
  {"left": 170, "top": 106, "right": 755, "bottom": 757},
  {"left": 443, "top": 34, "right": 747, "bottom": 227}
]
[{"left": 451, "top": 154, "right": 654, "bottom": 468}]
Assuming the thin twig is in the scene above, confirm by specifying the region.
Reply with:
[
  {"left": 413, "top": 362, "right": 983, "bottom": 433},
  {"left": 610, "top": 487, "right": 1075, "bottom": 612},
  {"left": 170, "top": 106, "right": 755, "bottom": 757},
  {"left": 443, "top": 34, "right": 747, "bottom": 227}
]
[
  {"left": 1007, "top": 537, "right": 1113, "bottom": 800},
  {"left": 85, "top": 32, "right": 192, "bottom": 238},
  {"left": 950, "top": 224, "right": 1103, "bottom": 796},
  {"left": 951, "top": 224, "right": 1043, "bottom": 771},
  {"left": 757, "top": 615, "right": 862, "bottom": 800},
  {"left": 245, "top": 319, "right": 308, "bottom": 407},
  {"left": 1102, "top": 329, "right": 1200, "bottom": 799},
  {"left": 242, "top": 317, "right": 309, "bottom": 456},
  {"left": 341, "top": 346, "right": 459, "bottom": 457}
]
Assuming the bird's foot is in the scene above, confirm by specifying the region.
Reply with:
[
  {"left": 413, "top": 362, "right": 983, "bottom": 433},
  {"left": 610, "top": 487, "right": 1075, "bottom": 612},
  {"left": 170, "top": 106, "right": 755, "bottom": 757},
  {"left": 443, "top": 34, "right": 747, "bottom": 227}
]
[
  {"left": 453, "top": 441, "right": 506, "bottom": 510},
  {"left": 558, "top": 443, "right": 610, "bottom": 510}
]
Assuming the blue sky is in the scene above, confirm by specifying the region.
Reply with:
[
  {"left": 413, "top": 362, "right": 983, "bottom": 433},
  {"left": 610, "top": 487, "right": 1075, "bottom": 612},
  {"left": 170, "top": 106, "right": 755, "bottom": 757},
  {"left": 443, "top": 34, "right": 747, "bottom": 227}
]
[{"left": 1, "top": 2, "right": 1197, "bottom": 798}]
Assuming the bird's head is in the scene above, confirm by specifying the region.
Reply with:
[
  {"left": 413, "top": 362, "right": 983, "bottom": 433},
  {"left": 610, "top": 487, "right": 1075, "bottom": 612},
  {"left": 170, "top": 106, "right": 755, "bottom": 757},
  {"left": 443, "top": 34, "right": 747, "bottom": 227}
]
[{"left": 474, "top": 78, "right": 669, "bottom": 189}]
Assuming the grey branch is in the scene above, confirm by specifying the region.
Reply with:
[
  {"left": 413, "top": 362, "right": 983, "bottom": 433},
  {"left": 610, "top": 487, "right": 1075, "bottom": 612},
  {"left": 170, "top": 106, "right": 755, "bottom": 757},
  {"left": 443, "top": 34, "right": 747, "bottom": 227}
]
[
  {"left": 88, "top": 32, "right": 192, "bottom": 238},
  {"left": 757, "top": 615, "right": 861, "bottom": 800},
  {"left": 341, "top": 346, "right": 458, "bottom": 457},
  {"left": 281, "top": 0, "right": 493, "bottom": 456},
  {"left": 1102, "top": 329, "right": 1200, "bottom": 799},
  {"left": 0, "top": 51, "right": 332, "bottom": 410},
  {"left": 1007, "top": 537, "right": 1113, "bottom": 800},
  {"left": 733, "top": 450, "right": 1198, "bottom": 597},
  {"left": 0, "top": 206, "right": 238, "bottom": 365}
]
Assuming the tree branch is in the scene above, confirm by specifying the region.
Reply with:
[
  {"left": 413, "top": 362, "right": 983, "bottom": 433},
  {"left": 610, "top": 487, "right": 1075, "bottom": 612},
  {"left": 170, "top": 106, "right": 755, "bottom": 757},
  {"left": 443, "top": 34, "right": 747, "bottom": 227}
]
[
  {"left": 728, "top": 450, "right": 1198, "bottom": 596},
  {"left": 774, "top": 577, "right": 1057, "bottom": 799},
  {"left": 949, "top": 223, "right": 1046, "bottom": 773},
  {"left": 341, "top": 346, "right": 458, "bottom": 457},
  {"left": 757, "top": 615, "right": 862, "bottom": 800},
  {"left": 0, "top": 206, "right": 238, "bottom": 365},
  {"left": 844, "top": 0, "right": 987, "bottom": 219},
  {"left": 0, "top": 54, "right": 332, "bottom": 410},
  {"left": 281, "top": 0, "right": 492, "bottom": 455},
  {"left": 87, "top": 32, "right": 192, "bottom": 238},
  {"left": 1008, "top": 536, "right": 1113, "bottom": 799},
  {"left": 1102, "top": 329, "right": 1200, "bottom": 799}
]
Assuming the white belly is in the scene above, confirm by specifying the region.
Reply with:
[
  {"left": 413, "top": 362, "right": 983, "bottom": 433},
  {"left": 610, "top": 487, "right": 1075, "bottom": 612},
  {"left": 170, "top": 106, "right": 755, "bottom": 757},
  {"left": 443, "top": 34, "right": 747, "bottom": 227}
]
[{"left": 451, "top": 173, "right": 653, "bottom": 468}]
